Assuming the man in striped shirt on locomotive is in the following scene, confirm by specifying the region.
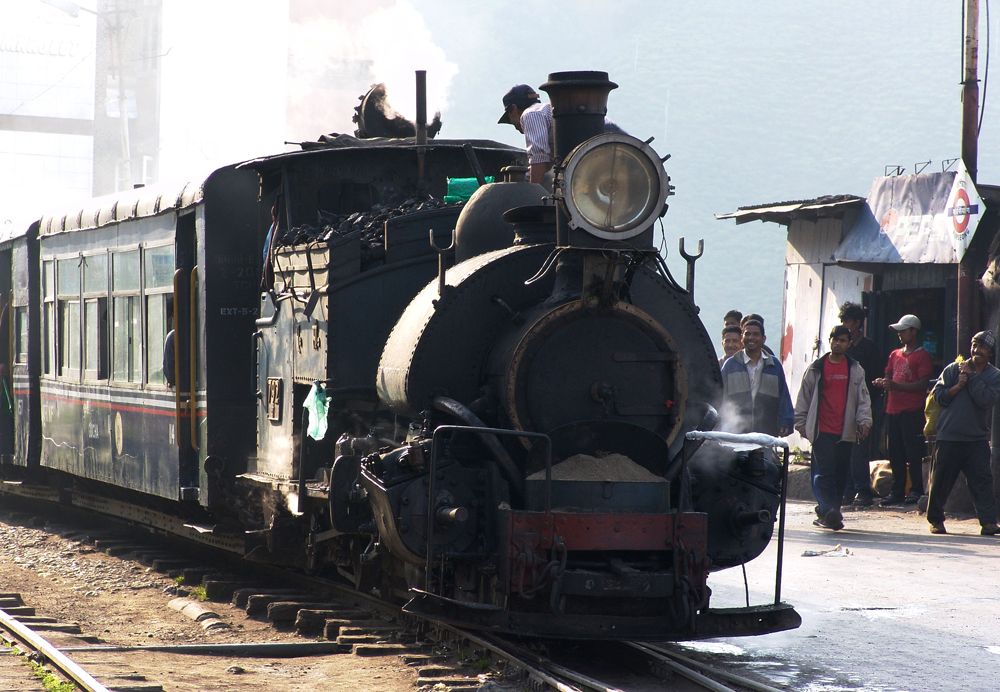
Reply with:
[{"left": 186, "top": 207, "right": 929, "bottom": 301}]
[
  {"left": 498, "top": 84, "right": 626, "bottom": 188},
  {"left": 498, "top": 84, "right": 554, "bottom": 186}
]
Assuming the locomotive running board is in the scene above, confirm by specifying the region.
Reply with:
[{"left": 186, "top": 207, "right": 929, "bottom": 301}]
[{"left": 404, "top": 590, "right": 801, "bottom": 640}]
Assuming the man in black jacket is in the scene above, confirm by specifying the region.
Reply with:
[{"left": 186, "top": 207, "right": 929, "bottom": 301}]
[{"left": 839, "top": 302, "right": 884, "bottom": 506}]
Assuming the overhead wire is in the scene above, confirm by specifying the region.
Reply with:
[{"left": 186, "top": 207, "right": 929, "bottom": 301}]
[{"left": 980, "top": 0, "right": 990, "bottom": 135}]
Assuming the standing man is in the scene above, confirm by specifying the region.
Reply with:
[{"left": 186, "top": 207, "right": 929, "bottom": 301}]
[
  {"left": 926, "top": 331, "right": 1000, "bottom": 535},
  {"left": 839, "top": 301, "right": 885, "bottom": 506},
  {"left": 720, "top": 319, "right": 794, "bottom": 437},
  {"left": 724, "top": 310, "right": 743, "bottom": 329},
  {"left": 873, "top": 314, "right": 934, "bottom": 506},
  {"left": 498, "top": 85, "right": 553, "bottom": 186},
  {"left": 719, "top": 326, "right": 742, "bottom": 368},
  {"left": 794, "top": 326, "right": 872, "bottom": 531}
]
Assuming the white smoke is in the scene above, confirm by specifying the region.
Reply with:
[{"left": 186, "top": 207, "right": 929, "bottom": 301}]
[
  {"left": 285, "top": 1, "right": 458, "bottom": 143},
  {"left": 359, "top": 2, "right": 458, "bottom": 124}
]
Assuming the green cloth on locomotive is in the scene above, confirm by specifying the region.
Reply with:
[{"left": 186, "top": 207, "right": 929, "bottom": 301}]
[
  {"left": 443, "top": 176, "right": 494, "bottom": 203},
  {"left": 304, "top": 382, "right": 332, "bottom": 440}
]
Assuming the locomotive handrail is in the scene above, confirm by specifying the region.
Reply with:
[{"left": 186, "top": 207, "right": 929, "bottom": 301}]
[
  {"left": 189, "top": 267, "right": 199, "bottom": 452},
  {"left": 173, "top": 269, "right": 184, "bottom": 450},
  {"left": 254, "top": 290, "right": 281, "bottom": 328},
  {"left": 683, "top": 430, "right": 790, "bottom": 449},
  {"left": 426, "top": 425, "right": 551, "bottom": 593}
]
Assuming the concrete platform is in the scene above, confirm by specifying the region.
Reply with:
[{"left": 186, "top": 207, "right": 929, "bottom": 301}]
[{"left": 704, "top": 499, "right": 1000, "bottom": 691}]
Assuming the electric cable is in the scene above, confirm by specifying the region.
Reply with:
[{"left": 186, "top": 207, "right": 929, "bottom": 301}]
[{"left": 980, "top": 0, "right": 990, "bottom": 135}]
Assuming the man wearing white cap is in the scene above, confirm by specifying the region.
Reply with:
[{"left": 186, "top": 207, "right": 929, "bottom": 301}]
[{"left": 874, "top": 314, "right": 934, "bottom": 506}]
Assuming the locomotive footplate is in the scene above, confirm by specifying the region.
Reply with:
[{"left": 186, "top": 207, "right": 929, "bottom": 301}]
[{"left": 404, "top": 590, "right": 802, "bottom": 640}]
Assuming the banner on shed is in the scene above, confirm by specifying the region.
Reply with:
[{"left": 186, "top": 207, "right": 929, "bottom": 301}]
[{"left": 833, "top": 159, "right": 983, "bottom": 264}]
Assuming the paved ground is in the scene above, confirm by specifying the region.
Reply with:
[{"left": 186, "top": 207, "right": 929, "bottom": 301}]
[{"left": 702, "top": 500, "right": 1000, "bottom": 692}]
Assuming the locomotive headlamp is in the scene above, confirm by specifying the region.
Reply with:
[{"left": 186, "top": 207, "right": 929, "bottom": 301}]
[{"left": 559, "top": 133, "right": 670, "bottom": 242}]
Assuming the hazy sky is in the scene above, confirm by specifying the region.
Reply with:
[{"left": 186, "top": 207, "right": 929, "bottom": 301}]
[
  {"left": 154, "top": 0, "right": 996, "bottom": 339},
  {"left": 7, "top": 0, "right": 997, "bottom": 340}
]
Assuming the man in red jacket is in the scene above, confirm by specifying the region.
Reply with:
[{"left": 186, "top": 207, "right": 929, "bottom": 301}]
[
  {"left": 873, "top": 314, "right": 934, "bottom": 506},
  {"left": 794, "top": 325, "right": 872, "bottom": 530}
]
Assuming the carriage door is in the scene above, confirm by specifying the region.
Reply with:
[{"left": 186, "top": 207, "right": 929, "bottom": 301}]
[
  {"left": 174, "top": 210, "right": 199, "bottom": 499},
  {"left": 0, "top": 249, "right": 13, "bottom": 461}
]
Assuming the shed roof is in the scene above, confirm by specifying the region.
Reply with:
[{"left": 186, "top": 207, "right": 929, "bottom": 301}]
[{"left": 715, "top": 194, "right": 865, "bottom": 226}]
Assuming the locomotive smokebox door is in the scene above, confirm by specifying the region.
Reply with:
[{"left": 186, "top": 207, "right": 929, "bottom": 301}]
[{"left": 503, "top": 301, "right": 687, "bottom": 446}]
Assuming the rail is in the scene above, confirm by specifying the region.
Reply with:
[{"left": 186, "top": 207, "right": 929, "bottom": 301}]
[{"left": 0, "top": 607, "right": 111, "bottom": 692}]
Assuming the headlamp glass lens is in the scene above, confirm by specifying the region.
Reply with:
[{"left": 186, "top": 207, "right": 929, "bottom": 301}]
[{"left": 569, "top": 142, "right": 659, "bottom": 233}]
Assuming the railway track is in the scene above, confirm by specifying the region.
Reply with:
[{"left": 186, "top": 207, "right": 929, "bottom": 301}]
[
  {"left": 0, "top": 595, "right": 160, "bottom": 692},
  {"left": 0, "top": 491, "right": 793, "bottom": 692}
]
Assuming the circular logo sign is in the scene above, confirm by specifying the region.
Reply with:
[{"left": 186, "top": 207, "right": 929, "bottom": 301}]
[
  {"left": 952, "top": 188, "right": 971, "bottom": 234},
  {"left": 114, "top": 411, "right": 123, "bottom": 456}
]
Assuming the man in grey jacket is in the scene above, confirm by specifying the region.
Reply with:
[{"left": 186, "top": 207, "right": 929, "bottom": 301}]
[
  {"left": 794, "top": 325, "right": 872, "bottom": 531},
  {"left": 927, "top": 331, "right": 1000, "bottom": 536}
]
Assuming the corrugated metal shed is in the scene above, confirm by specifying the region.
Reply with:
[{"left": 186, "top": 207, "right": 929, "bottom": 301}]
[
  {"left": 715, "top": 194, "right": 865, "bottom": 226},
  {"left": 37, "top": 177, "right": 209, "bottom": 238}
]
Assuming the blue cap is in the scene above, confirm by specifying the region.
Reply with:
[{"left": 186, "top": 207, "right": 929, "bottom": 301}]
[{"left": 498, "top": 84, "right": 540, "bottom": 124}]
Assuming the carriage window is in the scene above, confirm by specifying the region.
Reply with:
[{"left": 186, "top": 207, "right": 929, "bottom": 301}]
[
  {"left": 144, "top": 246, "right": 174, "bottom": 289},
  {"left": 84, "top": 254, "right": 108, "bottom": 293},
  {"left": 144, "top": 245, "right": 174, "bottom": 386},
  {"left": 113, "top": 297, "right": 141, "bottom": 383},
  {"left": 146, "top": 295, "right": 169, "bottom": 385},
  {"left": 114, "top": 250, "right": 140, "bottom": 292},
  {"left": 15, "top": 307, "right": 27, "bottom": 364},
  {"left": 112, "top": 250, "right": 141, "bottom": 384},
  {"left": 83, "top": 254, "right": 109, "bottom": 381},
  {"left": 42, "top": 260, "right": 54, "bottom": 376},
  {"left": 43, "top": 261, "right": 54, "bottom": 299},
  {"left": 57, "top": 258, "right": 81, "bottom": 379}
]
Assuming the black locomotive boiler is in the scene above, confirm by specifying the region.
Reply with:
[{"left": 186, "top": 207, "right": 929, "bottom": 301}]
[
  {"left": 250, "top": 71, "right": 800, "bottom": 639},
  {"left": 1, "top": 70, "right": 800, "bottom": 641}
]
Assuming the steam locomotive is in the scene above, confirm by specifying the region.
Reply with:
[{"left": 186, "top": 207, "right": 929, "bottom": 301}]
[{"left": 0, "top": 71, "right": 799, "bottom": 640}]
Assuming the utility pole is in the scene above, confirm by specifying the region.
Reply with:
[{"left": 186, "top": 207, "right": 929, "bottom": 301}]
[
  {"left": 957, "top": 0, "right": 979, "bottom": 356},
  {"left": 111, "top": 0, "right": 132, "bottom": 190}
]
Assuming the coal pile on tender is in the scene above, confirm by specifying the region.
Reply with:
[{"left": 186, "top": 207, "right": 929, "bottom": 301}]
[{"left": 276, "top": 198, "right": 459, "bottom": 270}]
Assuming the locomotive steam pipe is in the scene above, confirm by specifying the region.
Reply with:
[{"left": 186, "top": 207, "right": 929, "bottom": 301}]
[
  {"left": 436, "top": 506, "right": 468, "bottom": 524},
  {"left": 735, "top": 509, "right": 771, "bottom": 527},
  {"left": 431, "top": 396, "right": 524, "bottom": 497}
]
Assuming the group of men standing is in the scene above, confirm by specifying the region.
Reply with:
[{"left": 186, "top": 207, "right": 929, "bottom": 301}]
[{"left": 718, "top": 305, "right": 1000, "bottom": 536}]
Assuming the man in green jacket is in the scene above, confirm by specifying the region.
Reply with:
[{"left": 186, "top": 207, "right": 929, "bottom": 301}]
[{"left": 794, "top": 325, "right": 872, "bottom": 531}]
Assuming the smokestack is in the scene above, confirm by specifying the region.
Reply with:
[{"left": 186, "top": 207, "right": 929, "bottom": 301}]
[
  {"left": 540, "top": 71, "right": 618, "bottom": 247},
  {"left": 539, "top": 71, "right": 618, "bottom": 162},
  {"left": 416, "top": 70, "right": 427, "bottom": 192}
]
